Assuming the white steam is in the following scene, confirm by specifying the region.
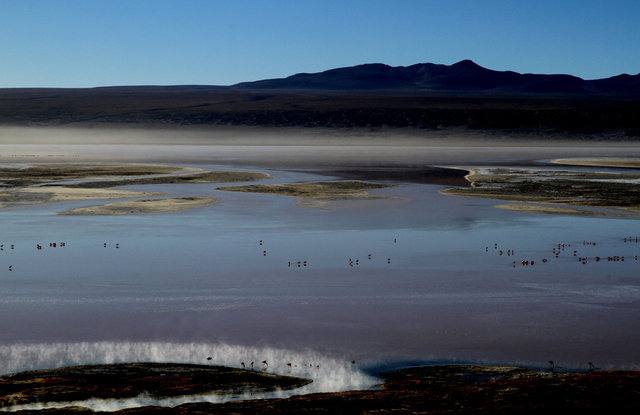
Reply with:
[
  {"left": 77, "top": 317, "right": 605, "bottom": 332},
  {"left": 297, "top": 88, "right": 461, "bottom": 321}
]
[{"left": 0, "top": 341, "right": 379, "bottom": 412}]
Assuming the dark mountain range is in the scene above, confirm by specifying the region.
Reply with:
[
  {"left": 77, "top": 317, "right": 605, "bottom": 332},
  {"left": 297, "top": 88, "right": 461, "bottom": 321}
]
[{"left": 234, "top": 60, "right": 640, "bottom": 96}]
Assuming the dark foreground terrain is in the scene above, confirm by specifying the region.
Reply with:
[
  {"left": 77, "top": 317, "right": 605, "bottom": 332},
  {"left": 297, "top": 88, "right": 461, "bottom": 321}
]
[
  {"left": 0, "top": 363, "right": 311, "bottom": 410},
  {"left": 2, "top": 364, "right": 639, "bottom": 414}
]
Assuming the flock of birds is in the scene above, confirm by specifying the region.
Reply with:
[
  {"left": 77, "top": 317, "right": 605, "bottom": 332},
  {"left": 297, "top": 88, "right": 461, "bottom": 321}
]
[
  {"left": 1, "top": 236, "right": 399, "bottom": 274},
  {"left": 486, "top": 236, "right": 640, "bottom": 268},
  {"left": 265, "top": 238, "right": 397, "bottom": 270},
  {"left": 1, "top": 233, "right": 400, "bottom": 275},
  {"left": 1, "top": 241, "right": 121, "bottom": 272},
  {"left": 6, "top": 233, "right": 638, "bottom": 274},
  {"left": 203, "top": 356, "right": 330, "bottom": 374}
]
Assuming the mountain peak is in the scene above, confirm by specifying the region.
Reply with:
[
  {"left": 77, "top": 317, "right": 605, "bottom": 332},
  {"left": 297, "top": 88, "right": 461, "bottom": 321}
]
[{"left": 451, "top": 59, "right": 482, "bottom": 68}]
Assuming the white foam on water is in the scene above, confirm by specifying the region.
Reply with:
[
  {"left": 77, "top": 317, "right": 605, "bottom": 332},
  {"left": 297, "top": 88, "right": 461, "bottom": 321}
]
[{"left": 0, "top": 341, "right": 379, "bottom": 412}]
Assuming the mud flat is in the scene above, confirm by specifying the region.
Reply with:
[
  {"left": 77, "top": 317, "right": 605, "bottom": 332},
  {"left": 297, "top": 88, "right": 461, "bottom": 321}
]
[
  {"left": 6, "top": 187, "right": 164, "bottom": 208},
  {"left": 0, "top": 163, "right": 194, "bottom": 187},
  {"left": 217, "top": 181, "right": 395, "bottom": 208},
  {"left": 494, "top": 203, "right": 598, "bottom": 216},
  {"left": 4, "top": 364, "right": 640, "bottom": 414},
  {"left": 59, "top": 197, "right": 218, "bottom": 216},
  {"left": 553, "top": 157, "right": 640, "bottom": 168},
  {"left": 62, "top": 171, "right": 271, "bottom": 189},
  {"left": 0, "top": 163, "right": 269, "bottom": 213},
  {"left": 442, "top": 165, "right": 640, "bottom": 217}
]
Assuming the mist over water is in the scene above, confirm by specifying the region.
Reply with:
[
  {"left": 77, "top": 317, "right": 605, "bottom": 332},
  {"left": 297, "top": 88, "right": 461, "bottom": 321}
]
[{"left": 0, "top": 341, "right": 378, "bottom": 411}]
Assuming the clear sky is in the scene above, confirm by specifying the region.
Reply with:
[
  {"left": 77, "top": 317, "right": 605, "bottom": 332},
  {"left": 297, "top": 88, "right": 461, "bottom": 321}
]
[{"left": 1, "top": 0, "right": 638, "bottom": 87}]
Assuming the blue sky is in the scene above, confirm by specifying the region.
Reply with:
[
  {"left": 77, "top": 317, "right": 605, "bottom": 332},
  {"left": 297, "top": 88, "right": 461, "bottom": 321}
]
[{"left": 1, "top": 0, "right": 638, "bottom": 87}]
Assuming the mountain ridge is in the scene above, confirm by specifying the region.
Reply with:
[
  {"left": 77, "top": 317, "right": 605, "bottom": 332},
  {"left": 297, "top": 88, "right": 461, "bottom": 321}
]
[{"left": 232, "top": 60, "right": 640, "bottom": 96}]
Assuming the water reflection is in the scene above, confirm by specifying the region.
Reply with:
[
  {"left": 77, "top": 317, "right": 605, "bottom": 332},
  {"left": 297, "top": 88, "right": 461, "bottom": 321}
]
[{"left": 1, "top": 164, "right": 639, "bottom": 372}]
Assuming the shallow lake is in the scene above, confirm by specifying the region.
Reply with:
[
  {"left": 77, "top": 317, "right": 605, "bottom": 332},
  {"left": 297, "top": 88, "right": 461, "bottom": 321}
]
[{"left": 1, "top": 157, "right": 639, "bottom": 384}]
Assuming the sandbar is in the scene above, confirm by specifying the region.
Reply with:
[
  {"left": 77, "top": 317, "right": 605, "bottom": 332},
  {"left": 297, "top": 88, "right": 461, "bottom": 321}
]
[
  {"left": 0, "top": 187, "right": 164, "bottom": 209},
  {"left": 59, "top": 197, "right": 218, "bottom": 215},
  {"left": 217, "top": 181, "right": 394, "bottom": 208}
]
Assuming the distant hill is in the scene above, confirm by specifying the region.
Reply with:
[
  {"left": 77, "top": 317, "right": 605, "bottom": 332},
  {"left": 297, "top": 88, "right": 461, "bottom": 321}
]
[{"left": 233, "top": 60, "right": 640, "bottom": 96}]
